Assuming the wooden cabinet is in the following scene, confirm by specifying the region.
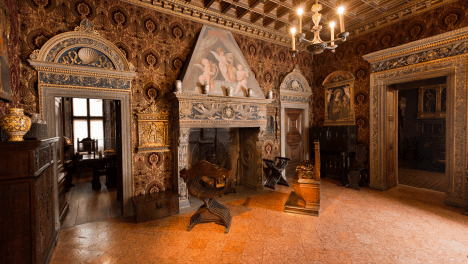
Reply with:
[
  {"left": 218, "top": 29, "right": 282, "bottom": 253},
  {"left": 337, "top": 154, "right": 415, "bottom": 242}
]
[{"left": 0, "top": 138, "right": 59, "bottom": 264}]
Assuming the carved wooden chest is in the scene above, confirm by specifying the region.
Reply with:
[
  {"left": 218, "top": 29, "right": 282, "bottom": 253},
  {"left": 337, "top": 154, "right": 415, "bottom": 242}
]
[{"left": 132, "top": 190, "right": 179, "bottom": 223}]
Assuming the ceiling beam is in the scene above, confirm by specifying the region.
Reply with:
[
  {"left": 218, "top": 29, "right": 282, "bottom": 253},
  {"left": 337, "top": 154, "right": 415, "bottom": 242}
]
[
  {"left": 263, "top": 16, "right": 275, "bottom": 27},
  {"left": 274, "top": 20, "right": 286, "bottom": 30},
  {"left": 250, "top": 12, "right": 262, "bottom": 23},
  {"left": 276, "top": 5, "right": 289, "bottom": 18},
  {"left": 203, "top": 0, "right": 217, "bottom": 8},
  {"left": 263, "top": 1, "right": 278, "bottom": 14},
  {"left": 359, "top": 0, "right": 387, "bottom": 13},
  {"left": 220, "top": 1, "right": 232, "bottom": 13},
  {"left": 248, "top": 0, "right": 263, "bottom": 8},
  {"left": 236, "top": 6, "right": 249, "bottom": 19}
]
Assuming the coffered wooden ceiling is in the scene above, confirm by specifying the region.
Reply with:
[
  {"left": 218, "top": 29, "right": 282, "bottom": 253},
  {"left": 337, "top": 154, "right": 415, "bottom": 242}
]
[{"left": 126, "top": 0, "right": 455, "bottom": 46}]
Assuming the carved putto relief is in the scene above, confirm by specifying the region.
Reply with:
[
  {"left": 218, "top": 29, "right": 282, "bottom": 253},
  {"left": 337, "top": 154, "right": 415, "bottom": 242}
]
[{"left": 181, "top": 25, "right": 264, "bottom": 98}]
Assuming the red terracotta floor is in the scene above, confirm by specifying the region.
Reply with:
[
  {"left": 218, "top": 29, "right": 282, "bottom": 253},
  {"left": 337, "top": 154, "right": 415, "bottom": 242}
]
[{"left": 51, "top": 178, "right": 468, "bottom": 264}]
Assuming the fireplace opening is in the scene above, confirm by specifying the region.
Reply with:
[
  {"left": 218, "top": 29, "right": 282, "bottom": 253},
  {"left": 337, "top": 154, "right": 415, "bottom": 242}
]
[{"left": 187, "top": 127, "right": 260, "bottom": 189}]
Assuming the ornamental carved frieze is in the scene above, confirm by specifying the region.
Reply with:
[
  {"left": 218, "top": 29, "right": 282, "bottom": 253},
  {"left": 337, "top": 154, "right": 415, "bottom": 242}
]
[
  {"left": 370, "top": 41, "right": 468, "bottom": 72},
  {"left": 38, "top": 72, "right": 131, "bottom": 90},
  {"left": 181, "top": 102, "right": 265, "bottom": 121}
]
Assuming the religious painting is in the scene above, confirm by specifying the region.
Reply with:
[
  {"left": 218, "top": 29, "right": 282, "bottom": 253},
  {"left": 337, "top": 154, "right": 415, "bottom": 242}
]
[
  {"left": 180, "top": 25, "right": 264, "bottom": 98},
  {"left": 323, "top": 74, "right": 355, "bottom": 126},
  {"left": 417, "top": 84, "right": 446, "bottom": 119},
  {"left": 0, "top": 1, "right": 11, "bottom": 101}
]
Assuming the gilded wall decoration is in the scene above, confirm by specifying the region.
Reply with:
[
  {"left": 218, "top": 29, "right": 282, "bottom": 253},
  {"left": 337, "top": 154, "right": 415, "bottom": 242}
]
[
  {"left": 7, "top": 0, "right": 313, "bottom": 197},
  {"left": 136, "top": 100, "right": 170, "bottom": 153}
]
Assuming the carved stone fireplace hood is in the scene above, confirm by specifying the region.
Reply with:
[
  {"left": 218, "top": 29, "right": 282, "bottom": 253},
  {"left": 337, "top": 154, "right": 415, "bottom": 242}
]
[{"left": 168, "top": 25, "right": 273, "bottom": 208}]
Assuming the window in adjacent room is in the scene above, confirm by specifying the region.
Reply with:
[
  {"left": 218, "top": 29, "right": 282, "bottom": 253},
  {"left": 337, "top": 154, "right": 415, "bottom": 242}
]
[{"left": 72, "top": 98, "right": 104, "bottom": 152}]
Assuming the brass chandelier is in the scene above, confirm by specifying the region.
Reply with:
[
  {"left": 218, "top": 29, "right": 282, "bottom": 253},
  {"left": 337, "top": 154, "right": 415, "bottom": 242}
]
[{"left": 291, "top": 0, "right": 349, "bottom": 55}]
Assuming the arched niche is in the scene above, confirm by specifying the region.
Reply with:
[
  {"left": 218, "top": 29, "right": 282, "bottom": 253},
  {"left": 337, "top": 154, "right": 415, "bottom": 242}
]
[
  {"left": 279, "top": 66, "right": 312, "bottom": 172},
  {"left": 28, "top": 19, "right": 136, "bottom": 218},
  {"left": 322, "top": 71, "right": 355, "bottom": 126}
]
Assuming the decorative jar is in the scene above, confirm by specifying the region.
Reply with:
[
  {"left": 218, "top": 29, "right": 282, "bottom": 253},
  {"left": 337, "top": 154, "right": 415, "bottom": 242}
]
[{"left": 0, "top": 108, "right": 32, "bottom": 141}]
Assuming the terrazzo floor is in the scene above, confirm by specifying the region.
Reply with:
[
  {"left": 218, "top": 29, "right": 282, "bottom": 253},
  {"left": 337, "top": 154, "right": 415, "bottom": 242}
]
[{"left": 51, "top": 178, "right": 468, "bottom": 264}]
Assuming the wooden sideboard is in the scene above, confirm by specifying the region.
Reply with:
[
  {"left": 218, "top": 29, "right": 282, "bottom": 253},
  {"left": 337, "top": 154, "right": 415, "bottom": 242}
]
[{"left": 0, "top": 138, "right": 59, "bottom": 264}]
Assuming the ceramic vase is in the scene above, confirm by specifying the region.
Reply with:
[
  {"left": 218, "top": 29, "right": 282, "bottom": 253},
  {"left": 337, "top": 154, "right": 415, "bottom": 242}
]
[{"left": 0, "top": 108, "right": 32, "bottom": 141}]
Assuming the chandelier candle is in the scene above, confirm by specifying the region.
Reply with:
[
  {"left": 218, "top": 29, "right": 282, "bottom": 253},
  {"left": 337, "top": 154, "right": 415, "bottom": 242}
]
[
  {"left": 291, "top": 27, "right": 296, "bottom": 51},
  {"left": 297, "top": 8, "right": 303, "bottom": 33},
  {"left": 330, "top": 22, "right": 335, "bottom": 46},
  {"left": 338, "top": 6, "right": 345, "bottom": 32}
]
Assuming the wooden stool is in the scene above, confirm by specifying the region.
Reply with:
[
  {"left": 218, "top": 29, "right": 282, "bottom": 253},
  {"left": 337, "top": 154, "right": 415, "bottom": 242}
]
[{"left": 180, "top": 160, "right": 233, "bottom": 233}]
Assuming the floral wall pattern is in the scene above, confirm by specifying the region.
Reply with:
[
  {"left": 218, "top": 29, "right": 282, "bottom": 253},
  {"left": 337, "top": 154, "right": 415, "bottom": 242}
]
[
  {"left": 12, "top": 0, "right": 312, "bottom": 195},
  {"left": 312, "top": 0, "right": 468, "bottom": 148}
]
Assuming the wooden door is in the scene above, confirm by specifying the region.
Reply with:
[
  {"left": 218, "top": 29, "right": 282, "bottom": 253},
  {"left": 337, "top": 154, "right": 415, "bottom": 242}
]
[
  {"left": 386, "top": 89, "right": 397, "bottom": 189},
  {"left": 285, "top": 108, "right": 304, "bottom": 177},
  {"left": 115, "top": 100, "right": 124, "bottom": 212}
]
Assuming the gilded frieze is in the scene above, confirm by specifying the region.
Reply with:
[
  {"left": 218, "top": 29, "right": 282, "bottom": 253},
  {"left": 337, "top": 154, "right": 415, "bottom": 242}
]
[{"left": 38, "top": 72, "right": 132, "bottom": 90}]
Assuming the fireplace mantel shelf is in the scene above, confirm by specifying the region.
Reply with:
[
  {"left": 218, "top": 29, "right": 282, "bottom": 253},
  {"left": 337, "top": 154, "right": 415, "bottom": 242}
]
[{"left": 167, "top": 92, "right": 274, "bottom": 105}]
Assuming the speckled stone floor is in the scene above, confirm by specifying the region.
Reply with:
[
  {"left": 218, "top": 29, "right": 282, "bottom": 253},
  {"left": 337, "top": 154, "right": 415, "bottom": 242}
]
[{"left": 50, "top": 178, "right": 468, "bottom": 264}]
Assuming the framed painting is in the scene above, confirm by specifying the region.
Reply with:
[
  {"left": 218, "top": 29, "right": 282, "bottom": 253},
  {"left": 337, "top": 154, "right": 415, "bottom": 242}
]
[
  {"left": 323, "top": 71, "right": 356, "bottom": 126},
  {"left": 417, "top": 84, "right": 446, "bottom": 119},
  {"left": 0, "top": 1, "right": 11, "bottom": 101}
]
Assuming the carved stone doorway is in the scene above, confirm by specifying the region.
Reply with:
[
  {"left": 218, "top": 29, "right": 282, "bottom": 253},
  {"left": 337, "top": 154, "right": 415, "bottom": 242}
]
[{"left": 364, "top": 28, "right": 468, "bottom": 207}]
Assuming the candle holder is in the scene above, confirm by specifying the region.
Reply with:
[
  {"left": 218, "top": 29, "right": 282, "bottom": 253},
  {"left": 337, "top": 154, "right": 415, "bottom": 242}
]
[{"left": 291, "top": 1, "right": 349, "bottom": 56}]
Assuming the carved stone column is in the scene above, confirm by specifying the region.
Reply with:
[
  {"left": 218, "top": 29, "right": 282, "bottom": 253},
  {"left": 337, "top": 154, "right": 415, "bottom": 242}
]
[{"left": 176, "top": 128, "right": 191, "bottom": 209}]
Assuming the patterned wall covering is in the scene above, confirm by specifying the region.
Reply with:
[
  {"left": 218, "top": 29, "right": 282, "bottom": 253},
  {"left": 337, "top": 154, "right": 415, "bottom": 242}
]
[
  {"left": 312, "top": 0, "right": 468, "bottom": 148},
  {"left": 14, "top": 0, "right": 313, "bottom": 195},
  {"left": 0, "top": 0, "right": 20, "bottom": 115}
]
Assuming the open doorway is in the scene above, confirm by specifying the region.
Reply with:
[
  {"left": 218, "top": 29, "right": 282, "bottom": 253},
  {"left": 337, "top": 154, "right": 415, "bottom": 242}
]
[
  {"left": 58, "top": 97, "right": 124, "bottom": 228},
  {"left": 392, "top": 77, "right": 447, "bottom": 192}
]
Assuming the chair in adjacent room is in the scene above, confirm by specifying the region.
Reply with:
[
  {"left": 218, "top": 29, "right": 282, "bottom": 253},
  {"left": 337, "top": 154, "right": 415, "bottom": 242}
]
[
  {"left": 263, "top": 157, "right": 290, "bottom": 190},
  {"left": 180, "top": 160, "right": 233, "bottom": 233}
]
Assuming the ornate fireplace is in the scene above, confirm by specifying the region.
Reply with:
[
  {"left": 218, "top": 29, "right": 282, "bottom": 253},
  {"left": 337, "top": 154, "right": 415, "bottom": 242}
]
[{"left": 168, "top": 92, "right": 272, "bottom": 208}]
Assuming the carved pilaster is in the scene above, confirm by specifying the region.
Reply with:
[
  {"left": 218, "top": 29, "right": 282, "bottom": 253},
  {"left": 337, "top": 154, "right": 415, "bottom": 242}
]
[
  {"left": 256, "top": 127, "right": 266, "bottom": 188},
  {"left": 176, "top": 128, "right": 191, "bottom": 208}
]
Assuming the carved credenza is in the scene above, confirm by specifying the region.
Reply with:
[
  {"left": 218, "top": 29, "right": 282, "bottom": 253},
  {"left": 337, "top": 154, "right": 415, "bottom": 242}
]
[{"left": 0, "top": 138, "right": 59, "bottom": 264}]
